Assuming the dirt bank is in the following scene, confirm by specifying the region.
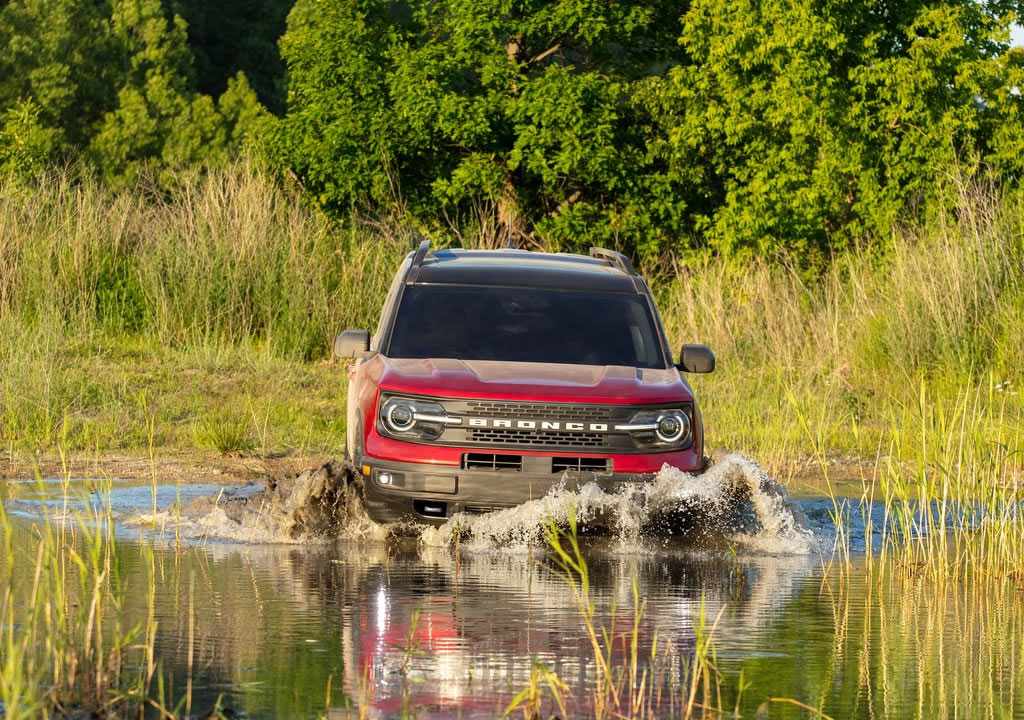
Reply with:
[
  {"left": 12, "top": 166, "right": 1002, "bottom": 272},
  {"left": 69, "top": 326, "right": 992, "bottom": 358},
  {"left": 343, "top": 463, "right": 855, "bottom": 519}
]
[
  {"left": 0, "top": 449, "right": 332, "bottom": 486},
  {"left": 1, "top": 446, "right": 886, "bottom": 502}
]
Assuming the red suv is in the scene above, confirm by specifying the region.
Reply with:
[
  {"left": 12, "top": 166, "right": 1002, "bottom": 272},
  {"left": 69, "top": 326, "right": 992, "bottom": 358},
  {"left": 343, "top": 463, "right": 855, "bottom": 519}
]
[{"left": 335, "top": 241, "right": 715, "bottom": 525}]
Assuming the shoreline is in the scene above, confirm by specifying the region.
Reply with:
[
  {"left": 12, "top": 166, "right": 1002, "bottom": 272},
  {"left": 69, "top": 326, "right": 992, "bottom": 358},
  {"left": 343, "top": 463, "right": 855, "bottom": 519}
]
[
  {"left": 0, "top": 447, "right": 879, "bottom": 492},
  {"left": 0, "top": 450, "right": 333, "bottom": 486}
]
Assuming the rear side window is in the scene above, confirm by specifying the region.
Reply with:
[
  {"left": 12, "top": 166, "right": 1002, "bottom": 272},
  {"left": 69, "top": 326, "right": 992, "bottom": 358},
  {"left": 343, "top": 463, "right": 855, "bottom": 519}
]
[{"left": 387, "top": 285, "right": 665, "bottom": 368}]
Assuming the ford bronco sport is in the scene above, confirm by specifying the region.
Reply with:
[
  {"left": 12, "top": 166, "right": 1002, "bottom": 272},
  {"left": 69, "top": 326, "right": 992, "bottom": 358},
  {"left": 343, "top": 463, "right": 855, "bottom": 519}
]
[{"left": 335, "top": 241, "right": 715, "bottom": 525}]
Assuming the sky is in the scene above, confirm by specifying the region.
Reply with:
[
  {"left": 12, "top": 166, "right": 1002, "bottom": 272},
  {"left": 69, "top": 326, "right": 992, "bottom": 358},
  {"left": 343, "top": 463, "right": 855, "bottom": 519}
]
[{"left": 1014, "top": 23, "right": 1024, "bottom": 47}]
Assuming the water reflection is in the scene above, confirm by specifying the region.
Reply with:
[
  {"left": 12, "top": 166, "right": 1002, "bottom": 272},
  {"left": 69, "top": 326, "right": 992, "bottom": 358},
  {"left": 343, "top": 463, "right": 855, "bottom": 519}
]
[
  {"left": 179, "top": 539, "right": 819, "bottom": 718},
  {"left": 3, "top": 476, "right": 1023, "bottom": 719},
  {"left": 140, "top": 536, "right": 1024, "bottom": 719}
]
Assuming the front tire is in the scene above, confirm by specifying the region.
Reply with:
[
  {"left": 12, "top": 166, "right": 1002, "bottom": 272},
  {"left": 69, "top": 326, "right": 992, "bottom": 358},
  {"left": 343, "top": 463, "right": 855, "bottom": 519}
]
[{"left": 342, "top": 420, "right": 366, "bottom": 497}]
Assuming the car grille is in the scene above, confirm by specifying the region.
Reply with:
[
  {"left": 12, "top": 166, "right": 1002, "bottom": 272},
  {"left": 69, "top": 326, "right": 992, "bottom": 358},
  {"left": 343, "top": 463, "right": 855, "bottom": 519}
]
[
  {"left": 465, "top": 401, "right": 613, "bottom": 421},
  {"left": 460, "top": 453, "right": 613, "bottom": 474},
  {"left": 467, "top": 428, "right": 605, "bottom": 448},
  {"left": 431, "top": 398, "right": 662, "bottom": 453}
]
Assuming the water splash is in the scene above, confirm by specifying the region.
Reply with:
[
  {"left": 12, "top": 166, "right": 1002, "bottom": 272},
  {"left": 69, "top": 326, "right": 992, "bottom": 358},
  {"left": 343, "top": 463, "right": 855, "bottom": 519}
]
[
  {"left": 421, "top": 454, "right": 820, "bottom": 554},
  {"left": 141, "top": 453, "right": 820, "bottom": 554},
  {"left": 129, "top": 462, "right": 390, "bottom": 543}
]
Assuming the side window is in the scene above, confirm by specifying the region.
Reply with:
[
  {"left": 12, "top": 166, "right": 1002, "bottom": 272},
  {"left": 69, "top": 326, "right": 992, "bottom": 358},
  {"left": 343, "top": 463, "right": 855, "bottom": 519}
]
[
  {"left": 371, "top": 258, "right": 410, "bottom": 353},
  {"left": 627, "top": 301, "right": 657, "bottom": 367},
  {"left": 642, "top": 281, "right": 673, "bottom": 367}
]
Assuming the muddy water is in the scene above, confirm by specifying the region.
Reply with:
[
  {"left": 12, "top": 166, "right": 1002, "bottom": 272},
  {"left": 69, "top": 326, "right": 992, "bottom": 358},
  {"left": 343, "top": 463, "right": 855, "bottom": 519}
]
[{"left": 3, "top": 458, "right": 1023, "bottom": 719}]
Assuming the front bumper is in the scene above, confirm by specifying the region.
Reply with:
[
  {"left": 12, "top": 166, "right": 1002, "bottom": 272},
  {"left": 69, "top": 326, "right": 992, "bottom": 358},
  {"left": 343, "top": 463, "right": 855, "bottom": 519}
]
[{"left": 360, "top": 456, "right": 697, "bottom": 525}]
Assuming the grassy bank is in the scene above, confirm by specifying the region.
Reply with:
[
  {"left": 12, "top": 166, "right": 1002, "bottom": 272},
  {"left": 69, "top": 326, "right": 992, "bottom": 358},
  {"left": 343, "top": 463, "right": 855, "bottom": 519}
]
[
  {"left": 1, "top": 165, "right": 1022, "bottom": 475},
  {"left": 663, "top": 175, "right": 1024, "bottom": 472}
]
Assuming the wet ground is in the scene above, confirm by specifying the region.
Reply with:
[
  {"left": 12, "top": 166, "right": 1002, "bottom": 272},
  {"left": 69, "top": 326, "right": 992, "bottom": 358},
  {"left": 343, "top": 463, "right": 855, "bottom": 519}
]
[{"left": 3, "top": 458, "right": 1023, "bottom": 719}]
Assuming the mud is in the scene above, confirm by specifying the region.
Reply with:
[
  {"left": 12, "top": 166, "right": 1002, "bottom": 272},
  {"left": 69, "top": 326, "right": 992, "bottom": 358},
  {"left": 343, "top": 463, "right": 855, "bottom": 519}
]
[{"left": 133, "top": 461, "right": 386, "bottom": 542}]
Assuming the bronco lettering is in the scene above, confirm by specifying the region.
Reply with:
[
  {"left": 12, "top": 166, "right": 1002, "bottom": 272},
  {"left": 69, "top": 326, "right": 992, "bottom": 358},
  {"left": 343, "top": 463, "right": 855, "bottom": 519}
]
[{"left": 458, "top": 417, "right": 612, "bottom": 432}]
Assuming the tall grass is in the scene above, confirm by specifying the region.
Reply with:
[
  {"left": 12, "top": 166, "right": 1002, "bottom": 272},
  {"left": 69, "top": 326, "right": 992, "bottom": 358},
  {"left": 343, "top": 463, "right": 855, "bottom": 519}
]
[
  {"left": 1, "top": 164, "right": 1021, "bottom": 466},
  {"left": 661, "top": 174, "right": 1024, "bottom": 470},
  {"left": 0, "top": 165, "right": 408, "bottom": 456},
  {"left": 0, "top": 476, "right": 156, "bottom": 718},
  {"left": 0, "top": 164, "right": 407, "bottom": 360},
  {"left": 873, "top": 381, "right": 1023, "bottom": 580}
]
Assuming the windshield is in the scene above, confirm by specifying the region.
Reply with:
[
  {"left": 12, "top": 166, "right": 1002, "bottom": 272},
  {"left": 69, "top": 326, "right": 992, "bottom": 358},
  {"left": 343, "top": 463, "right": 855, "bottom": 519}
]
[{"left": 387, "top": 285, "right": 666, "bottom": 368}]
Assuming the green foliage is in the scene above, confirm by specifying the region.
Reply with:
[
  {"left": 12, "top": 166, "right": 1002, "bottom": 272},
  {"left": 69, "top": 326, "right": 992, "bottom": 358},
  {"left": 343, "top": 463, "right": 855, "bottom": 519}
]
[
  {"left": 0, "top": 0, "right": 116, "bottom": 149},
  {"left": 265, "top": 0, "right": 1024, "bottom": 261},
  {"left": 89, "top": 0, "right": 262, "bottom": 184},
  {"left": 986, "top": 46, "right": 1024, "bottom": 176},
  {"left": 2, "top": 0, "right": 1023, "bottom": 262},
  {"left": 0, "top": 100, "right": 60, "bottom": 177},
  {"left": 93, "top": 248, "right": 147, "bottom": 333},
  {"left": 265, "top": 0, "right": 679, "bottom": 252},
  {"left": 640, "top": 0, "right": 1018, "bottom": 259},
  {"left": 0, "top": 0, "right": 264, "bottom": 184}
]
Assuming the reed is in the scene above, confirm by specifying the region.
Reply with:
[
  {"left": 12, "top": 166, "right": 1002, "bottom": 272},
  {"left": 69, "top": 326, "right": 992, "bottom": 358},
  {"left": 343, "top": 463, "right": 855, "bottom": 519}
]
[
  {"left": 0, "top": 456, "right": 211, "bottom": 717},
  {"left": 504, "top": 661, "right": 570, "bottom": 720},
  {"left": 872, "top": 380, "right": 1023, "bottom": 581},
  {"left": 803, "top": 559, "right": 1024, "bottom": 718},
  {"left": 524, "top": 508, "right": 825, "bottom": 719},
  {"left": 0, "top": 476, "right": 144, "bottom": 715}
]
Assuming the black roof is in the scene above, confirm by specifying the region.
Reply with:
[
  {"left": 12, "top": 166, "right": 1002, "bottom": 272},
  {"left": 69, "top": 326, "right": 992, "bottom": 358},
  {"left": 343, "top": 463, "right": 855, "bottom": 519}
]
[{"left": 409, "top": 248, "right": 641, "bottom": 293}]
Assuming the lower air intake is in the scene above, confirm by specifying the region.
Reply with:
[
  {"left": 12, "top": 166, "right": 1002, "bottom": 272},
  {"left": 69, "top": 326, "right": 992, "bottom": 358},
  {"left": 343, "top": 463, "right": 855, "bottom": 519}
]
[
  {"left": 552, "top": 457, "right": 611, "bottom": 473},
  {"left": 462, "top": 453, "right": 523, "bottom": 471}
]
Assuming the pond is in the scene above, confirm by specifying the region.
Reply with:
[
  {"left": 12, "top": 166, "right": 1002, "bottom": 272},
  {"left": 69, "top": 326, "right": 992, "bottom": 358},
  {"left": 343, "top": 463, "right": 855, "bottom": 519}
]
[{"left": 2, "top": 458, "right": 1021, "bottom": 719}]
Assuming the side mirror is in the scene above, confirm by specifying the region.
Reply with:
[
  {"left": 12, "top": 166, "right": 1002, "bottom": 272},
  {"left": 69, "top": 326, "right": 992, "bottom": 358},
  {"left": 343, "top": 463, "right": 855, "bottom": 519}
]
[
  {"left": 678, "top": 344, "right": 715, "bottom": 373},
  {"left": 334, "top": 329, "right": 372, "bottom": 358}
]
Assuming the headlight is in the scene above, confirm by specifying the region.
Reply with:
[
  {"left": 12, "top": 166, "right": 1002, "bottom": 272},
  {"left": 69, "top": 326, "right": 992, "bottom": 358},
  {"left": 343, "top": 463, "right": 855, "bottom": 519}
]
[
  {"left": 615, "top": 407, "right": 692, "bottom": 449},
  {"left": 385, "top": 401, "right": 415, "bottom": 431},
  {"left": 379, "top": 395, "right": 460, "bottom": 441},
  {"left": 656, "top": 414, "right": 685, "bottom": 443}
]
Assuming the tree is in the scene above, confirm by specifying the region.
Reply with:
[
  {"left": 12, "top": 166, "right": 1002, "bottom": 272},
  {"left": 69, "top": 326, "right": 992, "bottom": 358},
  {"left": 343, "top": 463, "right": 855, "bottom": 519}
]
[
  {"left": 89, "top": 0, "right": 262, "bottom": 183},
  {"left": 265, "top": 0, "right": 1024, "bottom": 262},
  {"left": 171, "top": 0, "right": 292, "bottom": 113},
  {"left": 639, "top": 0, "right": 1018, "bottom": 259},
  {"left": 0, "top": 0, "right": 116, "bottom": 150},
  {"left": 0, "top": 0, "right": 264, "bottom": 183},
  {"left": 264, "top": 0, "right": 684, "bottom": 253},
  {"left": 0, "top": 99, "right": 61, "bottom": 177}
]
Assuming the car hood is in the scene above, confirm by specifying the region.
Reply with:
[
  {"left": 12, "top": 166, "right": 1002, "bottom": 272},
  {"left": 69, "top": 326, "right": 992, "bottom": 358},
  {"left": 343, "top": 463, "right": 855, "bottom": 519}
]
[{"left": 374, "top": 356, "right": 692, "bottom": 404}]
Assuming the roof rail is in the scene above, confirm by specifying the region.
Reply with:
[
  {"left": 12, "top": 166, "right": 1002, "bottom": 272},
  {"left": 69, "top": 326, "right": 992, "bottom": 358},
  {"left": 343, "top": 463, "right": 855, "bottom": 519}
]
[
  {"left": 589, "top": 246, "right": 636, "bottom": 276},
  {"left": 405, "top": 238, "right": 431, "bottom": 284},
  {"left": 589, "top": 246, "right": 642, "bottom": 291}
]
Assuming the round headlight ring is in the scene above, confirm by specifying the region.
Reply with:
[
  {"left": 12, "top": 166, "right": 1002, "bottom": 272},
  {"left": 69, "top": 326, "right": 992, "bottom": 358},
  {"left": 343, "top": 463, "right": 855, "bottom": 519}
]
[
  {"left": 384, "top": 399, "right": 416, "bottom": 432},
  {"left": 655, "top": 411, "right": 688, "bottom": 444}
]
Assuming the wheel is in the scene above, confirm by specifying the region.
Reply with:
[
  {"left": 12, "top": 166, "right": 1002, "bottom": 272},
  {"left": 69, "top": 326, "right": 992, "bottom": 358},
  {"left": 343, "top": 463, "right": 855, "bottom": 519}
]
[{"left": 342, "top": 419, "right": 365, "bottom": 491}]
